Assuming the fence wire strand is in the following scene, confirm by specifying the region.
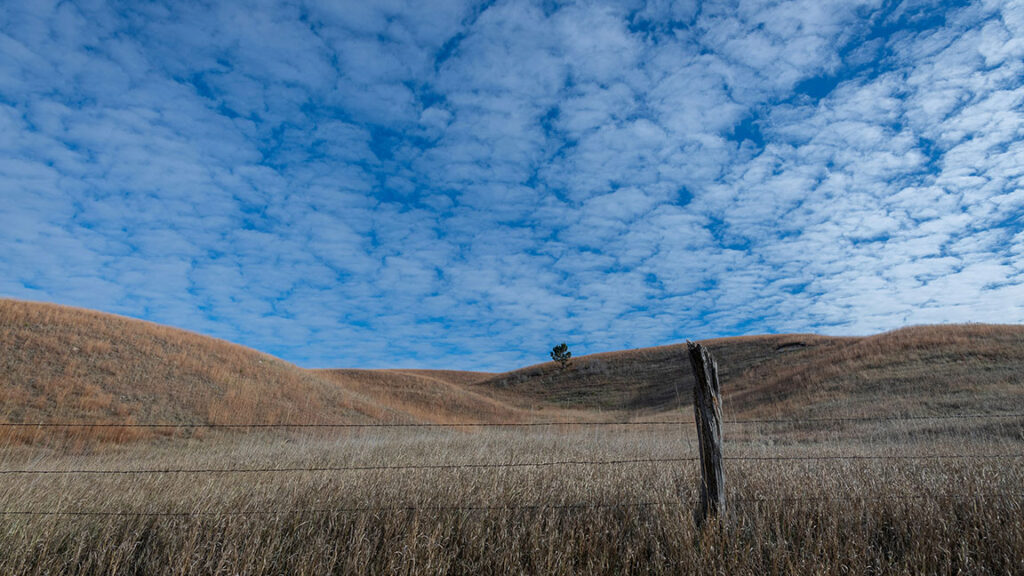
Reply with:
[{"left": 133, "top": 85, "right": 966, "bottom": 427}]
[
  {"left": 2, "top": 412, "right": 1022, "bottom": 429},
  {"left": 1, "top": 453, "right": 1022, "bottom": 476},
  {"left": 3, "top": 412, "right": 1022, "bottom": 518},
  {"left": 2, "top": 493, "right": 1021, "bottom": 518}
]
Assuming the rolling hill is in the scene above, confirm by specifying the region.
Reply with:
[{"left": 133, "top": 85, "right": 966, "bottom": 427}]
[
  {"left": 0, "top": 299, "right": 392, "bottom": 441},
  {"left": 2, "top": 298, "right": 1023, "bottom": 443},
  {"left": 478, "top": 326, "right": 1024, "bottom": 424}
]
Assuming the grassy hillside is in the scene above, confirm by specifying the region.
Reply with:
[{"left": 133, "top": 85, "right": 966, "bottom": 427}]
[
  {"left": 3, "top": 298, "right": 1023, "bottom": 444},
  {"left": 475, "top": 334, "right": 840, "bottom": 413},
  {"left": 722, "top": 324, "right": 1024, "bottom": 421},
  {"left": 314, "top": 368, "right": 612, "bottom": 424},
  {"left": 476, "top": 327, "right": 1024, "bottom": 423},
  {"left": 0, "top": 299, "right": 391, "bottom": 441},
  {"left": 3, "top": 298, "right": 1022, "bottom": 573},
  {"left": 315, "top": 368, "right": 522, "bottom": 424}
]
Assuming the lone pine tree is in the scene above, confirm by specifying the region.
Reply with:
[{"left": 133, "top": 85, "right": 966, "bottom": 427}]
[{"left": 550, "top": 342, "right": 572, "bottom": 370}]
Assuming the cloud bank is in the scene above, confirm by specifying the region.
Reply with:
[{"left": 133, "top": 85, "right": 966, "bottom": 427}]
[{"left": 1, "top": 0, "right": 1022, "bottom": 370}]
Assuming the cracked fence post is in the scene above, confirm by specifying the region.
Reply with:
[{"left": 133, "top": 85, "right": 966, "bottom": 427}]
[{"left": 687, "top": 340, "right": 724, "bottom": 528}]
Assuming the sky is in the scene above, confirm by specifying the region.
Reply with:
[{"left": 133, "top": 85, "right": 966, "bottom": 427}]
[{"left": 1, "top": 0, "right": 1022, "bottom": 371}]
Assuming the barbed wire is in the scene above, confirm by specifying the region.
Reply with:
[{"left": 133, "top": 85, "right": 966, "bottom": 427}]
[
  {"left": 3, "top": 414, "right": 1021, "bottom": 519},
  {"left": 1, "top": 493, "right": 1020, "bottom": 517},
  {"left": 0, "top": 502, "right": 663, "bottom": 517},
  {"left": 731, "top": 493, "right": 1024, "bottom": 504},
  {"left": 1, "top": 412, "right": 1022, "bottom": 429},
  {"left": 1, "top": 453, "right": 1021, "bottom": 476},
  {"left": 726, "top": 453, "right": 1024, "bottom": 461},
  {"left": 0, "top": 457, "right": 695, "bottom": 475},
  {"left": 725, "top": 413, "right": 1024, "bottom": 424}
]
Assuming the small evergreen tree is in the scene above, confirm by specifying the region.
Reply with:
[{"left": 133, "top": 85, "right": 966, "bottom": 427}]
[{"left": 550, "top": 342, "right": 572, "bottom": 370}]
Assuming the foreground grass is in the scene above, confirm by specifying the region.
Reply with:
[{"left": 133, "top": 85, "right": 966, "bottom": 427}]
[{"left": 1, "top": 424, "right": 1022, "bottom": 575}]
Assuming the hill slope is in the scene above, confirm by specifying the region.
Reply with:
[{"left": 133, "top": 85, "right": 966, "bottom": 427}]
[
  {"left": 0, "top": 299, "right": 392, "bottom": 439},
  {"left": 314, "top": 369, "right": 518, "bottom": 424},
  {"left": 722, "top": 324, "right": 1024, "bottom": 420},
  {"left": 475, "top": 327, "right": 1024, "bottom": 422},
  {"left": 3, "top": 298, "right": 1023, "bottom": 443}
]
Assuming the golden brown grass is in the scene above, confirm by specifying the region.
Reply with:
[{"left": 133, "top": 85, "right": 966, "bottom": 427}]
[
  {"left": 0, "top": 299, "right": 618, "bottom": 444},
  {"left": 482, "top": 326, "right": 1024, "bottom": 430},
  {"left": 0, "top": 424, "right": 1021, "bottom": 575},
  {"left": 721, "top": 324, "right": 1024, "bottom": 422},
  {"left": 316, "top": 369, "right": 524, "bottom": 425},
  {"left": 5, "top": 298, "right": 1023, "bottom": 442},
  {"left": 3, "top": 299, "right": 1024, "bottom": 573},
  {"left": 315, "top": 368, "right": 606, "bottom": 425},
  {"left": 477, "top": 334, "right": 855, "bottom": 413},
  {"left": 0, "top": 300, "right": 391, "bottom": 444}
]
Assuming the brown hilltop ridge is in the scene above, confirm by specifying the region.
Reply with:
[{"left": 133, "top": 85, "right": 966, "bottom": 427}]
[
  {"left": 0, "top": 298, "right": 575, "bottom": 436},
  {"left": 1, "top": 299, "right": 387, "bottom": 438},
  {"left": 486, "top": 326, "right": 1024, "bottom": 422},
  {"left": 2, "top": 298, "right": 1024, "bottom": 442}
]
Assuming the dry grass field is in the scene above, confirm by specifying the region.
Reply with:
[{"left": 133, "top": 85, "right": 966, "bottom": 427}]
[
  {"left": 2, "top": 298, "right": 1023, "bottom": 574},
  {"left": 1, "top": 426, "right": 1021, "bottom": 575}
]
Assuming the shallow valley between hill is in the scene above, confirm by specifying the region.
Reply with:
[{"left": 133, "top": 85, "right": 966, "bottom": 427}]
[{"left": 1, "top": 298, "right": 1022, "bottom": 574}]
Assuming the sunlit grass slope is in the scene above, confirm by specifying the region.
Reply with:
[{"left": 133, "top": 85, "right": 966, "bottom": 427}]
[
  {"left": 314, "top": 368, "right": 521, "bottom": 424},
  {"left": 0, "top": 299, "right": 390, "bottom": 441},
  {"left": 313, "top": 368, "right": 608, "bottom": 424},
  {"left": 722, "top": 324, "right": 1024, "bottom": 420},
  {"left": 3, "top": 298, "right": 1023, "bottom": 443}
]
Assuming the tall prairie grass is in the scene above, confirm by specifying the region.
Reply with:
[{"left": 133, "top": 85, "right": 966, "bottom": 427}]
[
  {"left": 1, "top": 423, "right": 1021, "bottom": 575},
  {"left": 3, "top": 299, "right": 1023, "bottom": 572}
]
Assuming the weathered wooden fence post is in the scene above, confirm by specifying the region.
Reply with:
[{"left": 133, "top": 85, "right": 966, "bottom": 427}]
[{"left": 687, "top": 340, "right": 724, "bottom": 528}]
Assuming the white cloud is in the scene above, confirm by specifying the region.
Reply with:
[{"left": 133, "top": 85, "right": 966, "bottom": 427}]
[{"left": 1, "top": 0, "right": 1022, "bottom": 370}]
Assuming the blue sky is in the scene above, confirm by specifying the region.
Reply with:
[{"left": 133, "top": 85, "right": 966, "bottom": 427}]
[{"left": 1, "top": 0, "right": 1022, "bottom": 371}]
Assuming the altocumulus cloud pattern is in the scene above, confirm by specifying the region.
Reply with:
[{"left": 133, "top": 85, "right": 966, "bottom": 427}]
[{"left": 0, "top": 0, "right": 1022, "bottom": 370}]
